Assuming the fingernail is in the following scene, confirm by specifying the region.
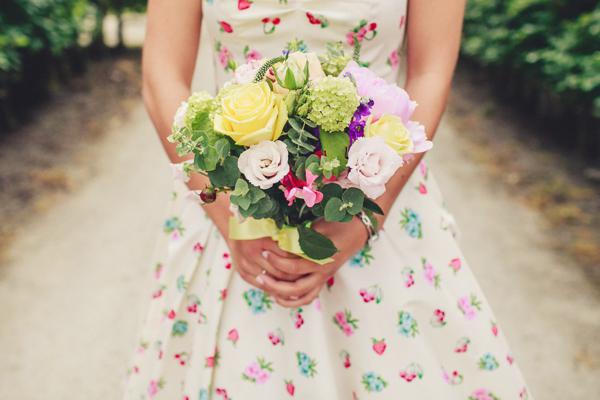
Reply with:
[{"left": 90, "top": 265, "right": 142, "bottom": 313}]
[
  {"left": 290, "top": 296, "right": 298, "bottom": 300},
  {"left": 255, "top": 276, "right": 264, "bottom": 285},
  {"left": 262, "top": 250, "right": 269, "bottom": 260}
]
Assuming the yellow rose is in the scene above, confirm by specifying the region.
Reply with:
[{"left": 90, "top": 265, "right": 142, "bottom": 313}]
[
  {"left": 365, "top": 112, "right": 414, "bottom": 155},
  {"left": 213, "top": 81, "right": 288, "bottom": 146}
]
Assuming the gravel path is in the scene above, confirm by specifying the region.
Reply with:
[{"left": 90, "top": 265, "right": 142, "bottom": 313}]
[{"left": 1, "top": 27, "right": 599, "bottom": 400}]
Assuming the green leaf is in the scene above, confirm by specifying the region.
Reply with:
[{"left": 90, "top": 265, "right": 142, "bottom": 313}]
[
  {"left": 305, "top": 154, "right": 319, "bottom": 166},
  {"left": 324, "top": 197, "right": 347, "bottom": 222},
  {"left": 284, "top": 67, "right": 297, "bottom": 89},
  {"left": 297, "top": 225, "right": 339, "bottom": 260},
  {"left": 312, "top": 203, "right": 325, "bottom": 217},
  {"left": 363, "top": 198, "right": 384, "bottom": 215},
  {"left": 208, "top": 156, "right": 239, "bottom": 187},
  {"left": 296, "top": 164, "right": 306, "bottom": 181},
  {"left": 306, "top": 162, "right": 320, "bottom": 175},
  {"left": 288, "top": 118, "right": 305, "bottom": 133},
  {"left": 339, "top": 213, "right": 354, "bottom": 223},
  {"left": 248, "top": 186, "right": 266, "bottom": 203},
  {"left": 231, "top": 179, "right": 249, "bottom": 197},
  {"left": 342, "top": 187, "right": 364, "bottom": 215},
  {"left": 214, "top": 139, "right": 231, "bottom": 164},
  {"left": 320, "top": 183, "right": 343, "bottom": 205},
  {"left": 239, "top": 202, "right": 259, "bottom": 217},
  {"left": 320, "top": 131, "right": 349, "bottom": 176},
  {"left": 236, "top": 195, "right": 252, "bottom": 210}
]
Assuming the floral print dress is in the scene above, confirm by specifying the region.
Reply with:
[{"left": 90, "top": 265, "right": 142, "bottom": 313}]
[{"left": 124, "top": 1, "right": 533, "bottom": 399}]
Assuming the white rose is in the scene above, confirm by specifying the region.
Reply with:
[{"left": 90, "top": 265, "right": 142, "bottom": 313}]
[
  {"left": 173, "top": 101, "right": 188, "bottom": 129},
  {"left": 347, "top": 137, "right": 403, "bottom": 199},
  {"left": 237, "top": 140, "right": 290, "bottom": 189},
  {"left": 234, "top": 60, "right": 264, "bottom": 84}
]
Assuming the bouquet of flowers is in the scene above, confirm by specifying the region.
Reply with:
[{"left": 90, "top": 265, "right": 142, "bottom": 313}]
[{"left": 168, "top": 41, "right": 432, "bottom": 263}]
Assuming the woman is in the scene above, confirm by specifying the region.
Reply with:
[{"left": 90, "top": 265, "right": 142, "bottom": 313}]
[{"left": 125, "top": 0, "right": 532, "bottom": 398}]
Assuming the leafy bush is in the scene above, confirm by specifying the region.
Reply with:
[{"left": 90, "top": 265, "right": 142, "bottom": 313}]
[{"left": 462, "top": 0, "right": 600, "bottom": 118}]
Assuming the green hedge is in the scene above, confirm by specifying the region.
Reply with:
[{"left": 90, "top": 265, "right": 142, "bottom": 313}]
[{"left": 462, "top": 0, "right": 600, "bottom": 156}]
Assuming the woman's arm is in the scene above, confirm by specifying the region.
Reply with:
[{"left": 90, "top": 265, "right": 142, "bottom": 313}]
[
  {"left": 143, "top": 0, "right": 301, "bottom": 283},
  {"left": 262, "top": 0, "right": 467, "bottom": 307}
]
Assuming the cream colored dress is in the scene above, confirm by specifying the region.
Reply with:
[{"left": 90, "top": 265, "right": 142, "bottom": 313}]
[{"left": 124, "top": 1, "right": 532, "bottom": 399}]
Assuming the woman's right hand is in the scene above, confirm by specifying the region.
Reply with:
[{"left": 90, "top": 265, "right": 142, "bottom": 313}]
[{"left": 226, "top": 237, "right": 305, "bottom": 292}]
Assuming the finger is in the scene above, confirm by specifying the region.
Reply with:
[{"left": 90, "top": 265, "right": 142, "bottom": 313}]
[
  {"left": 265, "top": 251, "right": 320, "bottom": 277},
  {"left": 261, "top": 271, "right": 322, "bottom": 298},
  {"left": 260, "top": 238, "right": 301, "bottom": 259},
  {"left": 253, "top": 254, "right": 302, "bottom": 282},
  {"left": 275, "top": 284, "right": 323, "bottom": 308}
]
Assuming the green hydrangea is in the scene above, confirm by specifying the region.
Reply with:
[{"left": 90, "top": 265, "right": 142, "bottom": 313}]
[
  {"left": 185, "top": 90, "right": 215, "bottom": 125},
  {"left": 211, "top": 82, "right": 237, "bottom": 118},
  {"left": 307, "top": 76, "right": 359, "bottom": 133}
]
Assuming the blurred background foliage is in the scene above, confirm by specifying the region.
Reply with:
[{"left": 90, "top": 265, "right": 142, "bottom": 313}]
[
  {"left": 0, "top": 0, "right": 146, "bottom": 130},
  {"left": 462, "top": 0, "right": 600, "bottom": 159}
]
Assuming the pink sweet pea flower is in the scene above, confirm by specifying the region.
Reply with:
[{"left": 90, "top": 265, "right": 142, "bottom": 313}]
[{"left": 283, "top": 170, "right": 323, "bottom": 207}]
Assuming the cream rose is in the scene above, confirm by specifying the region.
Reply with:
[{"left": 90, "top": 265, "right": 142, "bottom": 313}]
[
  {"left": 347, "top": 137, "right": 403, "bottom": 199},
  {"left": 237, "top": 140, "right": 290, "bottom": 189},
  {"left": 365, "top": 113, "right": 414, "bottom": 155},
  {"left": 213, "top": 81, "right": 288, "bottom": 146}
]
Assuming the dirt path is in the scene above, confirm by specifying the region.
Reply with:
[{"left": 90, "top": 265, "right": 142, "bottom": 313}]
[{"left": 1, "top": 27, "right": 599, "bottom": 400}]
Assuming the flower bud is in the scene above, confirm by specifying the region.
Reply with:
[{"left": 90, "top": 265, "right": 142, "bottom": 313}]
[
  {"left": 200, "top": 187, "right": 217, "bottom": 203},
  {"left": 284, "top": 91, "right": 297, "bottom": 116}
]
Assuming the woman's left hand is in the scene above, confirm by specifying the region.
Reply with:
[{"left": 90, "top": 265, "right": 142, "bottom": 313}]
[{"left": 260, "top": 216, "right": 369, "bottom": 307}]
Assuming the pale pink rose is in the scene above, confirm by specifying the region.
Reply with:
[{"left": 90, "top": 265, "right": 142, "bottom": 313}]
[
  {"left": 342, "top": 324, "right": 355, "bottom": 337},
  {"left": 347, "top": 137, "right": 403, "bottom": 199},
  {"left": 244, "top": 361, "right": 261, "bottom": 378},
  {"left": 234, "top": 59, "right": 264, "bottom": 84},
  {"left": 334, "top": 311, "right": 347, "bottom": 325},
  {"left": 147, "top": 380, "right": 159, "bottom": 398},
  {"left": 170, "top": 162, "right": 191, "bottom": 183},
  {"left": 389, "top": 50, "right": 400, "bottom": 69},
  {"left": 256, "top": 369, "right": 271, "bottom": 385},
  {"left": 218, "top": 46, "right": 232, "bottom": 68},
  {"left": 341, "top": 61, "right": 382, "bottom": 93},
  {"left": 238, "top": 140, "right": 289, "bottom": 190},
  {"left": 245, "top": 49, "right": 263, "bottom": 62}
]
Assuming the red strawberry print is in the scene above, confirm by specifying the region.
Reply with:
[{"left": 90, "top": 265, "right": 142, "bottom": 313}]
[
  {"left": 491, "top": 321, "right": 498, "bottom": 336},
  {"left": 168, "top": 310, "right": 176, "bottom": 319},
  {"left": 285, "top": 380, "right": 295, "bottom": 396},
  {"left": 418, "top": 183, "right": 427, "bottom": 194},
  {"left": 206, "top": 356, "right": 215, "bottom": 368},
  {"left": 220, "top": 289, "right": 227, "bottom": 300},
  {"left": 372, "top": 338, "right": 386, "bottom": 355},
  {"left": 238, "top": 0, "right": 252, "bottom": 10},
  {"left": 326, "top": 276, "right": 334, "bottom": 288},
  {"left": 219, "top": 21, "right": 233, "bottom": 33}
]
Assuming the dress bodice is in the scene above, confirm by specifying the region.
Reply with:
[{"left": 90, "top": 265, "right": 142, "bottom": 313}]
[{"left": 202, "top": 0, "right": 407, "bottom": 87}]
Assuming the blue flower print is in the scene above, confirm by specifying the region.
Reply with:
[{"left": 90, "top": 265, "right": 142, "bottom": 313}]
[
  {"left": 172, "top": 320, "right": 188, "bottom": 337},
  {"left": 400, "top": 208, "right": 422, "bottom": 238},
  {"left": 362, "top": 371, "right": 387, "bottom": 392},
  {"left": 397, "top": 311, "right": 418, "bottom": 338},
  {"left": 348, "top": 246, "right": 374, "bottom": 268},
  {"left": 163, "top": 217, "right": 185, "bottom": 236},
  {"left": 478, "top": 352, "right": 499, "bottom": 371},
  {"left": 243, "top": 289, "right": 273, "bottom": 315},
  {"left": 296, "top": 352, "right": 317, "bottom": 377},
  {"left": 199, "top": 389, "right": 209, "bottom": 400}
]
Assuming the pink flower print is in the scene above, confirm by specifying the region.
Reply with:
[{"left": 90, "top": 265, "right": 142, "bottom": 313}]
[
  {"left": 465, "top": 306, "right": 478, "bottom": 321},
  {"left": 419, "top": 160, "right": 427, "bottom": 179},
  {"left": 215, "top": 388, "right": 229, "bottom": 400},
  {"left": 256, "top": 368, "right": 271, "bottom": 385},
  {"left": 314, "top": 297, "right": 322, "bottom": 311},
  {"left": 423, "top": 262, "right": 438, "bottom": 286},
  {"left": 244, "top": 361, "right": 261, "bottom": 379},
  {"left": 152, "top": 289, "right": 162, "bottom": 299},
  {"left": 171, "top": 230, "right": 180, "bottom": 241},
  {"left": 218, "top": 47, "right": 232, "bottom": 68},
  {"left": 220, "top": 289, "right": 227, "bottom": 300},
  {"left": 268, "top": 332, "right": 281, "bottom": 345},
  {"left": 471, "top": 388, "right": 493, "bottom": 400},
  {"left": 442, "top": 368, "right": 451, "bottom": 385},
  {"left": 389, "top": 50, "right": 399, "bottom": 69},
  {"left": 133, "top": 366, "right": 139, "bottom": 373},
  {"left": 154, "top": 263, "right": 163, "bottom": 280},
  {"left": 295, "top": 313, "right": 304, "bottom": 329},
  {"left": 148, "top": 380, "right": 159, "bottom": 398},
  {"left": 245, "top": 49, "right": 262, "bottom": 62},
  {"left": 342, "top": 324, "right": 355, "bottom": 337},
  {"left": 458, "top": 296, "right": 471, "bottom": 309},
  {"left": 193, "top": 242, "right": 203, "bottom": 253},
  {"left": 449, "top": 258, "right": 461, "bottom": 273},
  {"left": 227, "top": 328, "right": 239, "bottom": 345},
  {"left": 507, "top": 354, "right": 514, "bottom": 365},
  {"left": 334, "top": 311, "right": 347, "bottom": 326}
]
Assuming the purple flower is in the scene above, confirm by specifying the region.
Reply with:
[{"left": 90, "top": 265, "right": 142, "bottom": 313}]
[{"left": 347, "top": 98, "right": 374, "bottom": 143}]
